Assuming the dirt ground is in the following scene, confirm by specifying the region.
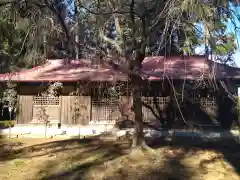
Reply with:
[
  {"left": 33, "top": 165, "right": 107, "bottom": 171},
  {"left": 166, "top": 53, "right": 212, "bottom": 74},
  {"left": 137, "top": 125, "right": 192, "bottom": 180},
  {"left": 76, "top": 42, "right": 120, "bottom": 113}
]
[{"left": 0, "top": 135, "right": 239, "bottom": 180}]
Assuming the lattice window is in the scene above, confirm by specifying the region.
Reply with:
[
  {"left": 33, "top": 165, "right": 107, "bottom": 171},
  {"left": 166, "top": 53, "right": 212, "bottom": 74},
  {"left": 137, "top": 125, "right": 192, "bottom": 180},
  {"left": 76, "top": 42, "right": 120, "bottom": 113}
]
[
  {"left": 32, "top": 96, "right": 60, "bottom": 124},
  {"left": 142, "top": 97, "right": 169, "bottom": 122},
  {"left": 187, "top": 91, "right": 200, "bottom": 101},
  {"left": 91, "top": 97, "right": 119, "bottom": 122},
  {"left": 142, "top": 97, "right": 169, "bottom": 108},
  {"left": 200, "top": 97, "right": 217, "bottom": 112},
  {"left": 33, "top": 96, "right": 60, "bottom": 106}
]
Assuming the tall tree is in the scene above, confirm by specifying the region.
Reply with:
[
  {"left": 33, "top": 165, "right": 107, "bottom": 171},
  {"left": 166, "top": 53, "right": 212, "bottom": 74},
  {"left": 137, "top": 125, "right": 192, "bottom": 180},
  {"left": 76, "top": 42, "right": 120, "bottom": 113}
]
[
  {"left": 69, "top": 0, "right": 239, "bottom": 148},
  {"left": 0, "top": 0, "right": 72, "bottom": 71},
  {"left": 1, "top": 0, "right": 240, "bottom": 149},
  {"left": 16, "top": 0, "right": 238, "bottom": 149}
]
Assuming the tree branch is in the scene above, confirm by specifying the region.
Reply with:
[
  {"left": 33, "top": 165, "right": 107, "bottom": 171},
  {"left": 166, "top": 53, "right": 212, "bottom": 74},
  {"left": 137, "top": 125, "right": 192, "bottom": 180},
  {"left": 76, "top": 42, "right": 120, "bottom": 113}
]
[
  {"left": 43, "top": 0, "right": 70, "bottom": 40},
  {"left": 79, "top": 3, "right": 140, "bottom": 16},
  {"left": 0, "top": 0, "right": 47, "bottom": 8},
  {"left": 148, "top": 0, "right": 172, "bottom": 33},
  {"left": 0, "top": 0, "right": 16, "bottom": 7},
  {"left": 14, "top": 24, "right": 36, "bottom": 57},
  {"left": 142, "top": 100, "right": 160, "bottom": 120},
  {"left": 99, "top": 30, "right": 123, "bottom": 54}
]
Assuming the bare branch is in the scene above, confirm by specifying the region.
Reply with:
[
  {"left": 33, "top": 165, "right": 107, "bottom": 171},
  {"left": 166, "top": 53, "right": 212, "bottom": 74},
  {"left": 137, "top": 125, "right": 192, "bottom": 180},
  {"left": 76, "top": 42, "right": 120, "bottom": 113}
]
[
  {"left": 0, "top": 0, "right": 16, "bottom": 7},
  {"left": 14, "top": 24, "right": 36, "bottom": 57},
  {"left": 79, "top": 3, "right": 140, "bottom": 16},
  {"left": 109, "top": 1, "right": 124, "bottom": 45},
  {"left": 99, "top": 30, "right": 123, "bottom": 54},
  {"left": 43, "top": 0, "right": 70, "bottom": 40},
  {"left": 148, "top": 0, "right": 172, "bottom": 32}
]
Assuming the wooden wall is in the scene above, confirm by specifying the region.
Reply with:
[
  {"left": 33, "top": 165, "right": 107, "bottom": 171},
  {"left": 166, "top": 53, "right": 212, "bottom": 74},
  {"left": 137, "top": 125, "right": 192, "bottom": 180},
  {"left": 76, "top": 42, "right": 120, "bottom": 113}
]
[
  {"left": 16, "top": 95, "right": 91, "bottom": 125},
  {"left": 15, "top": 93, "right": 222, "bottom": 128},
  {"left": 16, "top": 95, "right": 33, "bottom": 124},
  {"left": 16, "top": 81, "right": 237, "bottom": 128},
  {"left": 119, "top": 96, "right": 169, "bottom": 123},
  {"left": 18, "top": 84, "right": 76, "bottom": 95},
  {"left": 91, "top": 96, "right": 120, "bottom": 122},
  {"left": 60, "top": 96, "right": 91, "bottom": 125}
]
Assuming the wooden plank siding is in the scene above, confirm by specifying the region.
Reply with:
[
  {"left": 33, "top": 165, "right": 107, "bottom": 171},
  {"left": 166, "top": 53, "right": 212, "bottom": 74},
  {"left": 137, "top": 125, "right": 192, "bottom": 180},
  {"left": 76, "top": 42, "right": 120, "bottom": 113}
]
[
  {"left": 31, "top": 96, "right": 60, "bottom": 124},
  {"left": 119, "top": 96, "right": 169, "bottom": 123},
  {"left": 60, "top": 96, "right": 91, "bottom": 125},
  {"left": 71, "top": 96, "right": 91, "bottom": 125},
  {"left": 91, "top": 96, "right": 120, "bottom": 122},
  {"left": 60, "top": 96, "right": 72, "bottom": 125},
  {"left": 119, "top": 96, "right": 133, "bottom": 120},
  {"left": 16, "top": 95, "right": 33, "bottom": 124}
]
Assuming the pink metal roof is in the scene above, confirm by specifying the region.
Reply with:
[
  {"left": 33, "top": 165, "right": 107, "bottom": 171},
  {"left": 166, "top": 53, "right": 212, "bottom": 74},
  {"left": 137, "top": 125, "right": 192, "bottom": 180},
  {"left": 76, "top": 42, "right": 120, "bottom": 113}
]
[
  {"left": 0, "top": 59, "right": 126, "bottom": 82},
  {"left": 0, "top": 56, "right": 239, "bottom": 82},
  {"left": 142, "top": 56, "right": 240, "bottom": 80}
]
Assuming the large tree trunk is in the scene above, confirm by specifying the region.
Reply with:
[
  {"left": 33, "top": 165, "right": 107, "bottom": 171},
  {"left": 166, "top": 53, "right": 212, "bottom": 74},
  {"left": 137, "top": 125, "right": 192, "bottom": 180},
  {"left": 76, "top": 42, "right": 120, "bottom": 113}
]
[{"left": 131, "top": 75, "right": 148, "bottom": 149}]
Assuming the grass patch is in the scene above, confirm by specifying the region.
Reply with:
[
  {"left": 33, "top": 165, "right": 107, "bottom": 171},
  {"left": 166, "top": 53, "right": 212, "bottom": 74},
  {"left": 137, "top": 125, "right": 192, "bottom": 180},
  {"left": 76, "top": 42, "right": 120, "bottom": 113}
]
[
  {"left": 0, "top": 120, "right": 16, "bottom": 129},
  {"left": 12, "top": 159, "right": 26, "bottom": 167},
  {"left": 38, "top": 170, "right": 50, "bottom": 179}
]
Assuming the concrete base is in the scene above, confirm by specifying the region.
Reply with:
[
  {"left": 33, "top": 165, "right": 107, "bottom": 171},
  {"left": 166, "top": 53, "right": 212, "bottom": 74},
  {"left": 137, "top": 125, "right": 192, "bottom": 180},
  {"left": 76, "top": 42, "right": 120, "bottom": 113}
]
[
  {"left": 0, "top": 124, "right": 115, "bottom": 138},
  {"left": 1, "top": 124, "right": 239, "bottom": 142}
]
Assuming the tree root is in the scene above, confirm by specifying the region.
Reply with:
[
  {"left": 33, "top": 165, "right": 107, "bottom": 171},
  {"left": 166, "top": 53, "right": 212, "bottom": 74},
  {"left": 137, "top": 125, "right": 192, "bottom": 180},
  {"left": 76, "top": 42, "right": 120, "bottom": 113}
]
[{"left": 131, "top": 139, "right": 156, "bottom": 154}]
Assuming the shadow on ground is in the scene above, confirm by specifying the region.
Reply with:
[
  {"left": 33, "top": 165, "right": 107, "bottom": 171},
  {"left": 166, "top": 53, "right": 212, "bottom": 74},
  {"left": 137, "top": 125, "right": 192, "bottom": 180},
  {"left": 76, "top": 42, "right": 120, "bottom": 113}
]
[
  {"left": 148, "top": 134, "right": 240, "bottom": 175},
  {"left": 35, "top": 138, "right": 196, "bottom": 180},
  {"left": 0, "top": 136, "right": 130, "bottom": 161},
  {"left": 0, "top": 134, "right": 239, "bottom": 180}
]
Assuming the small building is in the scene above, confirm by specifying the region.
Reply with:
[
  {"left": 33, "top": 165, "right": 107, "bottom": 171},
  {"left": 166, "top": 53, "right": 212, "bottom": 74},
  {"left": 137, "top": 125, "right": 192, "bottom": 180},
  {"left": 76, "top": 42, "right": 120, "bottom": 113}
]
[{"left": 0, "top": 55, "right": 239, "bottom": 130}]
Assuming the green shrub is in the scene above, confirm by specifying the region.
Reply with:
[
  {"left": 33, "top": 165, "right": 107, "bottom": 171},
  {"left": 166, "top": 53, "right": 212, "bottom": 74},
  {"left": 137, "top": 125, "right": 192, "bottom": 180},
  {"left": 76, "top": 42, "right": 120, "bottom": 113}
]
[
  {"left": 237, "top": 97, "right": 240, "bottom": 121},
  {"left": 0, "top": 120, "right": 16, "bottom": 129}
]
